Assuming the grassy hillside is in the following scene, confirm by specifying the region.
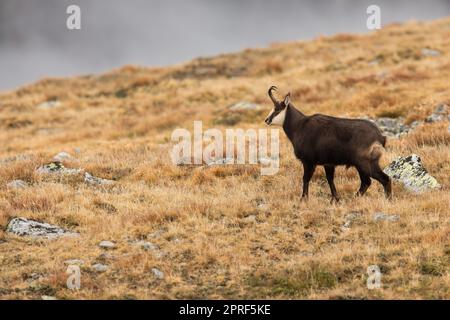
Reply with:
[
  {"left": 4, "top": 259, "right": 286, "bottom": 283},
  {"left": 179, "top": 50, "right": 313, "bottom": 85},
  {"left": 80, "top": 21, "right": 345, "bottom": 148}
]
[{"left": 0, "top": 17, "right": 449, "bottom": 299}]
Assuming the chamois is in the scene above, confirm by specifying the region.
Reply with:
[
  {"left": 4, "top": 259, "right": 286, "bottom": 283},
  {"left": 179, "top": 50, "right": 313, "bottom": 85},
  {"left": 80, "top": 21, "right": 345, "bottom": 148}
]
[{"left": 265, "top": 86, "right": 392, "bottom": 201}]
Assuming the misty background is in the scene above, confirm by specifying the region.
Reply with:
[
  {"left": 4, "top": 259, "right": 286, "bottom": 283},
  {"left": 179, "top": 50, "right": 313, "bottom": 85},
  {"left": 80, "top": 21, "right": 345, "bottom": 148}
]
[{"left": 0, "top": 0, "right": 449, "bottom": 92}]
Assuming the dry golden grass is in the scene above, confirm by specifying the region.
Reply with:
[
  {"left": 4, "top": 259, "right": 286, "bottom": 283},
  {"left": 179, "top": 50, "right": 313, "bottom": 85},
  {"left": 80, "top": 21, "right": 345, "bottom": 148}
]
[{"left": 0, "top": 18, "right": 449, "bottom": 299}]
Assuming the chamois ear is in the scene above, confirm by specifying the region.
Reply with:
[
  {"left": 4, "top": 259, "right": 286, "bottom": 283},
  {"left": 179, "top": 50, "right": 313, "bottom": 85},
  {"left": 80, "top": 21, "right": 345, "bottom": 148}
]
[{"left": 283, "top": 93, "right": 291, "bottom": 106}]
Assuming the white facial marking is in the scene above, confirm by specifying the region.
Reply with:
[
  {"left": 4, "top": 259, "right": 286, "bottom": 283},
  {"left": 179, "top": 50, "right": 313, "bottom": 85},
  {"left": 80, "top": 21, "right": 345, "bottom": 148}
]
[{"left": 270, "top": 108, "right": 287, "bottom": 126}]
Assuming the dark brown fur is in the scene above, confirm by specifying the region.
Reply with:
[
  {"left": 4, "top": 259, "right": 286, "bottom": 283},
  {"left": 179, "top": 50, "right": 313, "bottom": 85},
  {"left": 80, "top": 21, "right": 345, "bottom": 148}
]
[{"left": 266, "top": 87, "right": 392, "bottom": 201}]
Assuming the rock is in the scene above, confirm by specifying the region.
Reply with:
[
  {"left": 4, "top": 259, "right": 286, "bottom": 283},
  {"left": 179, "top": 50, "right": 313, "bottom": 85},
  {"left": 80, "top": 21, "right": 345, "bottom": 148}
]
[
  {"left": 148, "top": 229, "right": 165, "bottom": 238},
  {"left": 341, "top": 211, "right": 361, "bottom": 231},
  {"left": 53, "top": 152, "right": 72, "bottom": 162},
  {"left": 36, "top": 161, "right": 82, "bottom": 175},
  {"left": 299, "top": 250, "right": 314, "bottom": 257},
  {"left": 6, "top": 217, "right": 79, "bottom": 240},
  {"left": 92, "top": 263, "right": 108, "bottom": 272},
  {"left": 64, "top": 259, "right": 84, "bottom": 265},
  {"left": 425, "top": 104, "right": 448, "bottom": 123},
  {"left": 151, "top": 268, "right": 164, "bottom": 279},
  {"left": 206, "top": 157, "right": 235, "bottom": 166},
  {"left": 228, "top": 101, "right": 261, "bottom": 111},
  {"left": 7, "top": 179, "right": 28, "bottom": 189},
  {"left": 41, "top": 295, "right": 58, "bottom": 300},
  {"left": 243, "top": 215, "right": 256, "bottom": 223},
  {"left": 0, "top": 154, "right": 32, "bottom": 164},
  {"left": 98, "top": 240, "right": 116, "bottom": 249},
  {"left": 37, "top": 100, "right": 61, "bottom": 110},
  {"left": 373, "top": 117, "right": 411, "bottom": 138},
  {"left": 421, "top": 48, "right": 441, "bottom": 57},
  {"left": 373, "top": 212, "right": 400, "bottom": 222},
  {"left": 384, "top": 154, "right": 440, "bottom": 193},
  {"left": 84, "top": 172, "right": 114, "bottom": 186},
  {"left": 256, "top": 203, "right": 269, "bottom": 211},
  {"left": 134, "top": 240, "right": 158, "bottom": 251}
]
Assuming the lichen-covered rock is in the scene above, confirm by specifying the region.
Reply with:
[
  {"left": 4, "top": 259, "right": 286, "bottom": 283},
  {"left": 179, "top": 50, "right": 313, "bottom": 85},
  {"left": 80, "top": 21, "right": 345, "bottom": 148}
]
[
  {"left": 6, "top": 217, "right": 79, "bottom": 239},
  {"left": 36, "top": 161, "right": 82, "bottom": 175},
  {"left": 383, "top": 154, "right": 440, "bottom": 193}
]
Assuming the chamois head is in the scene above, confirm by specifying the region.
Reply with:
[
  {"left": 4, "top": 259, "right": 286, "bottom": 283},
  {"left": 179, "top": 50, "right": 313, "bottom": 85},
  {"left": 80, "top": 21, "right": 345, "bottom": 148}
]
[{"left": 265, "top": 86, "right": 290, "bottom": 126}]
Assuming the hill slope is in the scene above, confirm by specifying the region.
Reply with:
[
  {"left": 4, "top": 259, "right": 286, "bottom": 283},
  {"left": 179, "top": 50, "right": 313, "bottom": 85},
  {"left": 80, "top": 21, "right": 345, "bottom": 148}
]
[{"left": 0, "top": 18, "right": 449, "bottom": 299}]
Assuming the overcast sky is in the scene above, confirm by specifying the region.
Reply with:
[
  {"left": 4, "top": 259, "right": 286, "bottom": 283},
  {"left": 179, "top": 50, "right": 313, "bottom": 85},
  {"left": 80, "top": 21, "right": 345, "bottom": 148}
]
[{"left": 0, "top": 0, "right": 449, "bottom": 91}]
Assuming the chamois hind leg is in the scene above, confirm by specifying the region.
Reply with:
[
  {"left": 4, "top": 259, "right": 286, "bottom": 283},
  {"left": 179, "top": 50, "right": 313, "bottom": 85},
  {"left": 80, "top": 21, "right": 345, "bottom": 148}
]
[
  {"left": 324, "top": 165, "right": 339, "bottom": 202},
  {"left": 370, "top": 160, "right": 392, "bottom": 199},
  {"left": 301, "top": 162, "right": 316, "bottom": 200},
  {"left": 356, "top": 168, "right": 372, "bottom": 196}
]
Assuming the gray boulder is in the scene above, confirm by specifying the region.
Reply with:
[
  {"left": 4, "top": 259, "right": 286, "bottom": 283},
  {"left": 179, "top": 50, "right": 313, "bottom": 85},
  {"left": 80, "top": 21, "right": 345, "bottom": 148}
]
[
  {"left": 6, "top": 217, "right": 79, "bottom": 239},
  {"left": 36, "top": 161, "right": 82, "bottom": 175},
  {"left": 425, "top": 104, "right": 448, "bottom": 123},
  {"left": 383, "top": 154, "right": 440, "bottom": 193}
]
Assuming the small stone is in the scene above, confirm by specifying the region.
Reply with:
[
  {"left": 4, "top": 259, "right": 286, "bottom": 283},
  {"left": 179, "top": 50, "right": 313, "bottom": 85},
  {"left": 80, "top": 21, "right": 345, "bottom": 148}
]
[
  {"left": 92, "top": 263, "right": 108, "bottom": 272},
  {"left": 7, "top": 179, "right": 28, "bottom": 189},
  {"left": 98, "top": 240, "right": 116, "bottom": 249},
  {"left": 134, "top": 240, "right": 158, "bottom": 251},
  {"left": 421, "top": 48, "right": 441, "bottom": 57},
  {"left": 299, "top": 250, "right": 313, "bottom": 257},
  {"left": 425, "top": 104, "right": 448, "bottom": 123},
  {"left": 341, "top": 211, "right": 362, "bottom": 231},
  {"left": 37, "top": 100, "right": 61, "bottom": 110},
  {"left": 64, "top": 259, "right": 84, "bottom": 265},
  {"left": 228, "top": 101, "right": 261, "bottom": 111},
  {"left": 256, "top": 203, "right": 269, "bottom": 211},
  {"left": 53, "top": 152, "right": 72, "bottom": 162},
  {"left": 84, "top": 172, "right": 114, "bottom": 186},
  {"left": 373, "top": 212, "right": 400, "bottom": 222},
  {"left": 151, "top": 268, "right": 164, "bottom": 279},
  {"left": 148, "top": 230, "right": 165, "bottom": 238},
  {"left": 243, "top": 215, "right": 256, "bottom": 223},
  {"left": 41, "top": 295, "right": 57, "bottom": 300},
  {"left": 206, "top": 157, "right": 235, "bottom": 166}
]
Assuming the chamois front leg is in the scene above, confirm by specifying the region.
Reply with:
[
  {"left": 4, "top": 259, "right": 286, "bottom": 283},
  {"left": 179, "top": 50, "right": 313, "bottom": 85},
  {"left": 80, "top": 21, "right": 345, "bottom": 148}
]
[
  {"left": 301, "top": 162, "right": 316, "bottom": 200},
  {"left": 324, "top": 165, "right": 339, "bottom": 203}
]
